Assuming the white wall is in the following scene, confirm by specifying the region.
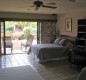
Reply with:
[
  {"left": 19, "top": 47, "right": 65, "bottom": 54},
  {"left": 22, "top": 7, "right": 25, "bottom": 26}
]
[{"left": 57, "top": 10, "right": 86, "bottom": 37}]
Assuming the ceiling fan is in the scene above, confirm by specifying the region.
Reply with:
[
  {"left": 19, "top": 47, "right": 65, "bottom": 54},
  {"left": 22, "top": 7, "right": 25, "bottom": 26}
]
[{"left": 31, "top": 0, "right": 57, "bottom": 10}]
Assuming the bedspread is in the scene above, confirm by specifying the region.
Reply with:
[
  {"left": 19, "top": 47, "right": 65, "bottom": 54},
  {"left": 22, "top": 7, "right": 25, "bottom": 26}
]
[{"left": 28, "top": 44, "right": 69, "bottom": 63}]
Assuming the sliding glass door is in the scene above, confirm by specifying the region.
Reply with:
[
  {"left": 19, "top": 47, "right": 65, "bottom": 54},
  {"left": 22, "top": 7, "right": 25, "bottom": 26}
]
[
  {"left": 0, "top": 20, "right": 6, "bottom": 55},
  {"left": 0, "top": 20, "right": 42, "bottom": 55},
  {"left": 37, "top": 22, "right": 41, "bottom": 44}
]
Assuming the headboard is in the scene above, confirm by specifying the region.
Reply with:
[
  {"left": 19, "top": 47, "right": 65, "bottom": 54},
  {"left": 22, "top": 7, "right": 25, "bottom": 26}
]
[{"left": 60, "top": 35, "right": 76, "bottom": 44}]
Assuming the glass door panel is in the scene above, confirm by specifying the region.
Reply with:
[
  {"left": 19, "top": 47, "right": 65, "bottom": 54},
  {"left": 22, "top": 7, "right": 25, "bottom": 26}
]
[
  {"left": 0, "top": 21, "right": 6, "bottom": 55},
  {"left": 37, "top": 22, "right": 41, "bottom": 44}
]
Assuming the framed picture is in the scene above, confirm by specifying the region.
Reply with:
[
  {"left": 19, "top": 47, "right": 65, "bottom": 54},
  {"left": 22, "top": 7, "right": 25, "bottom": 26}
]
[{"left": 65, "top": 18, "right": 72, "bottom": 32}]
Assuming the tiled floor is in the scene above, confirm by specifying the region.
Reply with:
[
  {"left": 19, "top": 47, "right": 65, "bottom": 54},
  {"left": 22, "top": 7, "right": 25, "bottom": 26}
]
[{"left": 0, "top": 53, "right": 83, "bottom": 80}]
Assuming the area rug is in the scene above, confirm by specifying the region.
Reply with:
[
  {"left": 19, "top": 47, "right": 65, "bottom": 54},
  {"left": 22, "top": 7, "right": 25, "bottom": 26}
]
[{"left": 0, "top": 66, "right": 44, "bottom": 80}]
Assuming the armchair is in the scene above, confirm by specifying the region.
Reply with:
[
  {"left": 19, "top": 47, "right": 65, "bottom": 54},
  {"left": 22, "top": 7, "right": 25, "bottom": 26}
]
[
  {"left": 5, "top": 36, "right": 13, "bottom": 53},
  {"left": 21, "top": 35, "right": 34, "bottom": 51},
  {"left": 77, "top": 67, "right": 86, "bottom": 80}
]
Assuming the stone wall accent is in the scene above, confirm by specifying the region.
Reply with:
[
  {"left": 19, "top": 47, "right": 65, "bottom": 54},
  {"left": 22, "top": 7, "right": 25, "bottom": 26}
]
[{"left": 41, "top": 22, "right": 56, "bottom": 43}]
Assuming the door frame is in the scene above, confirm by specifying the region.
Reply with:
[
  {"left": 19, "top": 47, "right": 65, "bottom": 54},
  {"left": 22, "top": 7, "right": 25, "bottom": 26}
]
[
  {"left": 37, "top": 22, "right": 41, "bottom": 44},
  {"left": 0, "top": 20, "right": 6, "bottom": 55},
  {"left": 0, "top": 19, "right": 41, "bottom": 55}
]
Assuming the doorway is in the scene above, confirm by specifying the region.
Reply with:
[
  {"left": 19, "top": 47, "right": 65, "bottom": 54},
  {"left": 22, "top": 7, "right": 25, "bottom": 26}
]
[{"left": 0, "top": 21, "right": 38, "bottom": 55}]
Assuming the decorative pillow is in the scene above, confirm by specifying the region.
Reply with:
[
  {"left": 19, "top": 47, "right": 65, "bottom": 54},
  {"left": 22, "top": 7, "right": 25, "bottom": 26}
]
[
  {"left": 58, "top": 38, "right": 75, "bottom": 47},
  {"left": 58, "top": 38, "right": 66, "bottom": 46},
  {"left": 53, "top": 37, "right": 62, "bottom": 44},
  {"left": 66, "top": 41, "right": 75, "bottom": 48}
]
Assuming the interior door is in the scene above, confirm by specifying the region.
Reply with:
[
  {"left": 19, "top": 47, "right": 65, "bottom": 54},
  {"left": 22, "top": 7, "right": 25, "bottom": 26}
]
[{"left": 0, "top": 20, "right": 6, "bottom": 55}]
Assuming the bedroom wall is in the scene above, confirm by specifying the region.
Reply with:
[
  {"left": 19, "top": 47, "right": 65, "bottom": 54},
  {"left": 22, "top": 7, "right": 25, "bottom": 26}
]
[{"left": 57, "top": 10, "right": 86, "bottom": 37}]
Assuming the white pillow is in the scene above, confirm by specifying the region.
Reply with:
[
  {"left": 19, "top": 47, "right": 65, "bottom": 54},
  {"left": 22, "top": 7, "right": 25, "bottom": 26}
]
[
  {"left": 58, "top": 38, "right": 66, "bottom": 46},
  {"left": 54, "top": 37, "right": 61, "bottom": 44}
]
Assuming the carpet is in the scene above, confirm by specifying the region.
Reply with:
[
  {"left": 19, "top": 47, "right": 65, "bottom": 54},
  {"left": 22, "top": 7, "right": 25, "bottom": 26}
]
[{"left": 0, "top": 66, "right": 44, "bottom": 80}]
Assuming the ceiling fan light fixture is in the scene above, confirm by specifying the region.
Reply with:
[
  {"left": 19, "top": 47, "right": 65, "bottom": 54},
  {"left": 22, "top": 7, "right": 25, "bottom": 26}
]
[{"left": 34, "top": 1, "right": 43, "bottom": 7}]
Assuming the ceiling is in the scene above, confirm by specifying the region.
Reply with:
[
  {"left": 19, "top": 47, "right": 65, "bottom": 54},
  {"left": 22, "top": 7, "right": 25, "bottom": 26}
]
[{"left": 0, "top": 0, "right": 86, "bottom": 14}]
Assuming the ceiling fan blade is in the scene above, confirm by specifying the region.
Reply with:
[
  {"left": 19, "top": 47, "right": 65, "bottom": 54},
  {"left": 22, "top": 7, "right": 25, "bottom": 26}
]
[
  {"left": 69, "top": 0, "right": 76, "bottom": 2},
  {"left": 46, "top": 3, "right": 56, "bottom": 5},
  {"left": 42, "top": 5, "right": 57, "bottom": 9},
  {"left": 31, "top": 5, "right": 34, "bottom": 7}
]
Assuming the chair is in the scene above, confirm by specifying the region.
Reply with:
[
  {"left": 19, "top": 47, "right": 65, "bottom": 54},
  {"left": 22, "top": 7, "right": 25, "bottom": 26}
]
[
  {"left": 77, "top": 67, "right": 86, "bottom": 80},
  {"left": 5, "top": 36, "right": 13, "bottom": 53},
  {"left": 21, "top": 35, "right": 34, "bottom": 51},
  {"left": 68, "top": 47, "right": 86, "bottom": 66}
]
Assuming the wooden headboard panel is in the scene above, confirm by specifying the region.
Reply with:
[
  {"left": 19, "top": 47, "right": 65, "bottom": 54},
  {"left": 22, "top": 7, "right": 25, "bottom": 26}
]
[{"left": 60, "top": 35, "right": 76, "bottom": 44}]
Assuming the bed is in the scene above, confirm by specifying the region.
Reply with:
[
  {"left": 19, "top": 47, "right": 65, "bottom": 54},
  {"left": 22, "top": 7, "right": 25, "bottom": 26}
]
[
  {"left": 28, "top": 35, "right": 75, "bottom": 63},
  {"left": 29, "top": 43, "right": 69, "bottom": 63}
]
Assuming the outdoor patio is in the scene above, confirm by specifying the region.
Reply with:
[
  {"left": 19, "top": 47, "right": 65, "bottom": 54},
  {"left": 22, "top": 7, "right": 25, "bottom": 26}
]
[
  {"left": 3, "top": 36, "right": 37, "bottom": 54},
  {"left": 1, "top": 21, "right": 37, "bottom": 54}
]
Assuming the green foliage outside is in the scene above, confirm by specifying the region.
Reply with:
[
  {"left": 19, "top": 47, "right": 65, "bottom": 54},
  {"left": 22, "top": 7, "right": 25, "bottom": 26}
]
[
  {"left": 23, "top": 27, "right": 31, "bottom": 39},
  {"left": 5, "top": 21, "right": 37, "bottom": 38},
  {"left": 5, "top": 26, "right": 13, "bottom": 36}
]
